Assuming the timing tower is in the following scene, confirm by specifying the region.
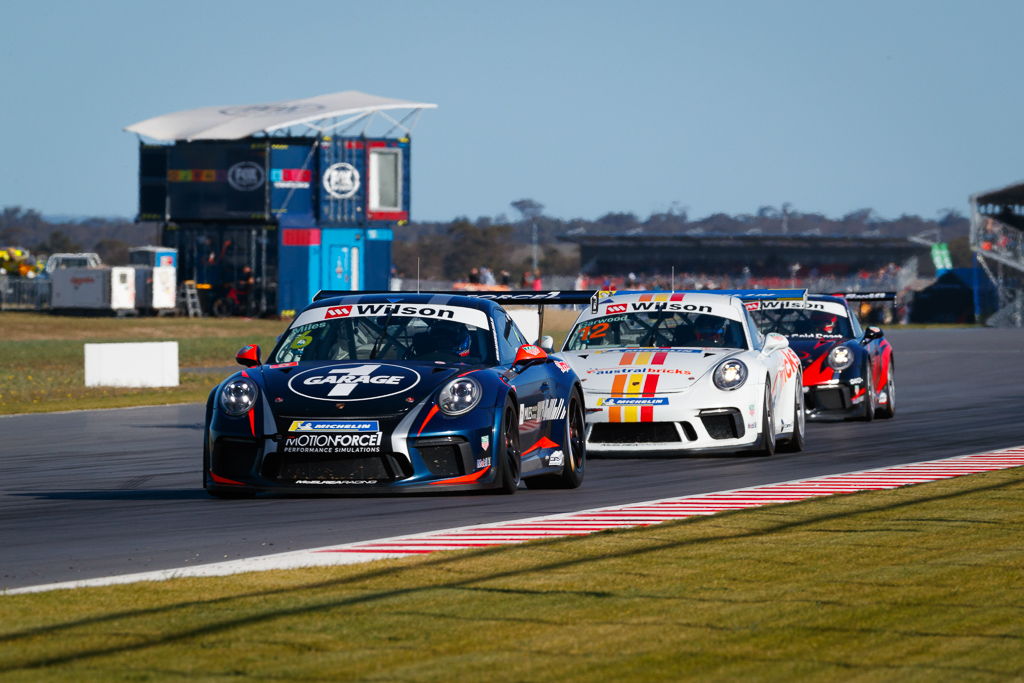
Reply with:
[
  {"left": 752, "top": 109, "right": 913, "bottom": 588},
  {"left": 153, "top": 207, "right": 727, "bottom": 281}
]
[{"left": 126, "top": 91, "right": 436, "bottom": 316}]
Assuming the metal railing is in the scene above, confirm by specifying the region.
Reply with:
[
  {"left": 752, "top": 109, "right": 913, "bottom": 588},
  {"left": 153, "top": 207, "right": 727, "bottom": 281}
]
[{"left": 0, "top": 278, "right": 51, "bottom": 311}]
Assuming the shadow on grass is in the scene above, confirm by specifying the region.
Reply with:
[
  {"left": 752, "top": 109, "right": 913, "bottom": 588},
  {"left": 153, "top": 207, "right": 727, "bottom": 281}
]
[{"left": 1, "top": 474, "right": 1019, "bottom": 673}]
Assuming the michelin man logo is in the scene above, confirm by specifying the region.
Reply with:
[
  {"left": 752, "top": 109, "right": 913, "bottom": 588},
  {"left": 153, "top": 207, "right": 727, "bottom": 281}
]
[{"left": 323, "top": 162, "right": 361, "bottom": 199}]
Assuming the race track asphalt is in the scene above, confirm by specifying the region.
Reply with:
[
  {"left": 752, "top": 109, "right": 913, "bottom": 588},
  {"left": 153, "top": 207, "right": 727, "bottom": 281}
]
[{"left": 1, "top": 328, "right": 1021, "bottom": 590}]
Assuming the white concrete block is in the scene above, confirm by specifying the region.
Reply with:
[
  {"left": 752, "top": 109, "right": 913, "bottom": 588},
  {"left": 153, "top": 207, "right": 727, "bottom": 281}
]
[{"left": 84, "top": 342, "right": 179, "bottom": 387}]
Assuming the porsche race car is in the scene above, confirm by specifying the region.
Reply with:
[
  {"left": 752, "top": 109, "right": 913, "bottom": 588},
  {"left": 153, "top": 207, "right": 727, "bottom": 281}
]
[
  {"left": 746, "top": 292, "right": 895, "bottom": 421},
  {"left": 203, "top": 292, "right": 586, "bottom": 496},
  {"left": 559, "top": 290, "right": 805, "bottom": 456}
]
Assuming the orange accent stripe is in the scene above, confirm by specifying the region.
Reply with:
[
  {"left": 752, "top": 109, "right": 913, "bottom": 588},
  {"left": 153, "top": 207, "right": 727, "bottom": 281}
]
[
  {"left": 522, "top": 436, "right": 560, "bottom": 456},
  {"left": 209, "top": 471, "right": 247, "bottom": 486},
  {"left": 652, "top": 351, "right": 668, "bottom": 365},
  {"left": 247, "top": 409, "right": 256, "bottom": 436},
  {"left": 429, "top": 466, "right": 491, "bottom": 486},
  {"left": 417, "top": 404, "right": 441, "bottom": 435},
  {"left": 611, "top": 374, "right": 628, "bottom": 396},
  {"left": 609, "top": 406, "right": 622, "bottom": 422},
  {"left": 619, "top": 352, "right": 636, "bottom": 366},
  {"left": 640, "top": 294, "right": 652, "bottom": 302}
]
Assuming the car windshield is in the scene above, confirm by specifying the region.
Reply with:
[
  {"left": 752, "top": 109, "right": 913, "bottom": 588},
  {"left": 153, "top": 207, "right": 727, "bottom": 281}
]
[
  {"left": 271, "top": 314, "right": 495, "bottom": 365},
  {"left": 751, "top": 308, "right": 854, "bottom": 339},
  {"left": 564, "top": 311, "right": 748, "bottom": 350}
]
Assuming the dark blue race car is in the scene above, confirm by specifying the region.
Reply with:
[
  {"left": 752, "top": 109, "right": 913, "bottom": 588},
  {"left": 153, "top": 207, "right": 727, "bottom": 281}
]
[{"left": 203, "top": 292, "right": 586, "bottom": 496}]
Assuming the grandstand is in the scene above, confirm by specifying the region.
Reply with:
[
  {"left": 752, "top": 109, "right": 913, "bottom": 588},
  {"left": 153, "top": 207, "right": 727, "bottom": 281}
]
[
  {"left": 971, "top": 182, "right": 1024, "bottom": 326},
  {"left": 564, "top": 233, "right": 926, "bottom": 292}
]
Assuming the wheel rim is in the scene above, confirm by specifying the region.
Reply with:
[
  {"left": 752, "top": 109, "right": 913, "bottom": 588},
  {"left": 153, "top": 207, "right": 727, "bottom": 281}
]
[
  {"left": 765, "top": 387, "right": 775, "bottom": 450},
  {"left": 504, "top": 409, "right": 521, "bottom": 484},
  {"left": 567, "top": 398, "right": 585, "bottom": 473},
  {"left": 885, "top": 369, "right": 895, "bottom": 411}
]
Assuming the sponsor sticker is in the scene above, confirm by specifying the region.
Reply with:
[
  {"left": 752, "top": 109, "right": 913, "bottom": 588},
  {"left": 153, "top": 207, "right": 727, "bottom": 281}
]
[
  {"left": 597, "top": 397, "right": 669, "bottom": 406},
  {"left": 293, "top": 302, "right": 489, "bottom": 330},
  {"left": 475, "top": 457, "right": 491, "bottom": 469},
  {"left": 288, "top": 420, "right": 380, "bottom": 432},
  {"left": 295, "top": 479, "right": 379, "bottom": 485},
  {"left": 554, "top": 360, "right": 572, "bottom": 374},
  {"left": 594, "top": 348, "right": 702, "bottom": 355},
  {"left": 520, "top": 398, "right": 567, "bottom": 425},
  {"left": 480, "top": 435, "right": 490, "bottom": 451},
  {"left": 548, "top": 450, "right": 564, "bottom": 466},
  {"left": 587, "top": 367, "right": 692, "bottom": 376},
  {"left": 606, "top": 303, "right": 628, "bottom": 314},
  {"left": 288, "top": 363, "right": 421, "bottom": 402},
  {"left": 282, "top": 432, "right": 384, "bottom": 454}
]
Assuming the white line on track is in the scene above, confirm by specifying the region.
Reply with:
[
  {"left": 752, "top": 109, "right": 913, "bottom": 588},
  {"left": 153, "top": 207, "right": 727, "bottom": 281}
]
[{"left": 5, "top": 445, "right": 1024, "bottom": 595}]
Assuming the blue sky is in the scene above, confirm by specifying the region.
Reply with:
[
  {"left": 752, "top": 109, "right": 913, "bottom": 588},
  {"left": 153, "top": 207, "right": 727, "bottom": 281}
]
[{"left": 2, "top": 0, "right": 1021, "bottom": 222}]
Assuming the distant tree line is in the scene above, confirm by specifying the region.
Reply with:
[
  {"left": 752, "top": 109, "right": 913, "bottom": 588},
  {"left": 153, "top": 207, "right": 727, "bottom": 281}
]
[
  {"left": 0, "top": 207, "right": 157, "bottom": 265},
  {"left": 395, "top": 200, "right": 973, "bottom": 280},
  {"left": 0, "top": 201, "right": 972, "bottom": 278}
]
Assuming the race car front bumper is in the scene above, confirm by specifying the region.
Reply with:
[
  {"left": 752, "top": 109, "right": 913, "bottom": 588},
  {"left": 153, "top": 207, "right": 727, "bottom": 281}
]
[
  {"left": 804, "top": 380, "right": 867, "bottom": 420},
  {"left": 582, "top": 386, "right": 767, "bottom": 455}
]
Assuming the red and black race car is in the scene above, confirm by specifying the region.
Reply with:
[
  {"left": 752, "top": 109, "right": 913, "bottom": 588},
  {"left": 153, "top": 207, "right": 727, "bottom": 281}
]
[{"left": 745, "top": 292, "right": 895, "bottom": 421}]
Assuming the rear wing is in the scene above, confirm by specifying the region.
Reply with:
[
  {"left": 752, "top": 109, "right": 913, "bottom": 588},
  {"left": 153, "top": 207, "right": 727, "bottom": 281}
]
[
  {"left": 593, "top": 288, "right": 808, "bottom": 313},
  {"left": 312, "top": 289, "right": 595, "bottom": 305},
  {"left": 311, "top": 289, "right": 596, "bottom": 340},
  {"left": 825, "top": 291, "right": 897, "bottom": 302}
]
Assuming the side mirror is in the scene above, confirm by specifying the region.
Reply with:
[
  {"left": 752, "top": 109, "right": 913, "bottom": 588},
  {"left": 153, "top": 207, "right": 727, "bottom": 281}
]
[
  {"left": 536, "top": 335, "right": 555, "bottom": 353},
  {"left": 236, "top": 344, "right": 262, "bottom": 367},
  {"left": 862, "top": 326, "right": 883, "bottom": 343},
  {"left": 514, "top": 344, "right": 548, "bottom": 366},
  {"left": 762, "top": 332, "right": 789, "bottom": 355}
]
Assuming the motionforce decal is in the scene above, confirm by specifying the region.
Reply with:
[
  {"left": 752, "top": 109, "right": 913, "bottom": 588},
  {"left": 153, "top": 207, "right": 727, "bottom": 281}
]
[{"left": 287, "top": 363, "right": 421, "bottom": 402}]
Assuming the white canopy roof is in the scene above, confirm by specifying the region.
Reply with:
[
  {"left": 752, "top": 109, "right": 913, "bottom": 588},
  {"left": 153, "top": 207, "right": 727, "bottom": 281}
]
[{"left": 125, "top": 90, "right": 437, "bottom": 142}]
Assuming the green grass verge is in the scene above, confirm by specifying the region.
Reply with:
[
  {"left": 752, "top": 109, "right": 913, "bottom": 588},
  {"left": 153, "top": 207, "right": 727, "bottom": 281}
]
[
  {"left": 0, "top": 313, "right": 283, "bottom": 414},
  {"left": 1, "top": 467, "right": 1021, "bottom": 680},
  {"left": 0, "top": 312, "right": 577, "bottom": 415}
]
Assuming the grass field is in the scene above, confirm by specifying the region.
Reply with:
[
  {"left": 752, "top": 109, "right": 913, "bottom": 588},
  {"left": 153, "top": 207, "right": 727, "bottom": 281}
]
[
  {"left": 0, "top": 466, "right": 1020, "bottom": 680},
  {"left": 0, "top": 311, "right": 580, "bottom": 415},
  {"left": 0, "top": 313, "right": 284, "bottom": 414}
]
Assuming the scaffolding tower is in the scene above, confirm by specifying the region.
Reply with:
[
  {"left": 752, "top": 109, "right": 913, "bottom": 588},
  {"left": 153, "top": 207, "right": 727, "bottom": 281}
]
[{"left": 970, "top": 182, "right": 1024, "bottom": 326}]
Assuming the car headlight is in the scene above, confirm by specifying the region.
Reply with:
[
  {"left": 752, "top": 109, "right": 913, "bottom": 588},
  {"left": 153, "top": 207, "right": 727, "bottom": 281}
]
[
  {"left": 220, "top": 377, "right": 258, "bottom": 416},
  {"left": 438, "top": 377, "right": 482, "bottom": 416},
  {"left": 828, "top": 346, "right": 854, "bottom": 371},
  {"left": 713, "top": 359, "right": 748, "bottom": 391}
]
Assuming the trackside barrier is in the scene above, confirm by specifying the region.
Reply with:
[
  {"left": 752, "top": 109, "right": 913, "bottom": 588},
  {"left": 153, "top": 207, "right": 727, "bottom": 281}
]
[{"left": 84, "top": 342, "right": 179, "bottom": 387}]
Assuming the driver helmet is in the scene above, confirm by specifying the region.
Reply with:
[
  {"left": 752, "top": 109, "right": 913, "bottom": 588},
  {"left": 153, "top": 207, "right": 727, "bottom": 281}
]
[
  {"left": 427, "top": 320, "right": 472, "bottom": 357},
  {"left": 693, "top": 315, "right": 726, "bottom": 346}
]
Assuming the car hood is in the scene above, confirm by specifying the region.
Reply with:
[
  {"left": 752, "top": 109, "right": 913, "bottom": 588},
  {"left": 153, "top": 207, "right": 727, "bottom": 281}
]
[
  {"left": 252, "top": 360, "right": 468, "bottom": 417},
  {"left": 559, "top": 347, "right": 741, "bottom": 394}
]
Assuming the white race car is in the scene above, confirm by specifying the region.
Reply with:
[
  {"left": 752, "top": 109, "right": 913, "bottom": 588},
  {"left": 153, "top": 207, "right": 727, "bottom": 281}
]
[{"left": 559, "top": 291, "right": 805, "bottom": 456}]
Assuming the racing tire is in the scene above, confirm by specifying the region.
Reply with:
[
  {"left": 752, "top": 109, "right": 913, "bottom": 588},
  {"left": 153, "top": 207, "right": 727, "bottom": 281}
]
[
  {"left": 748, "top": 383, "right": 776, "bottom": 457},
  {"left": 776, "top": 376, "right": 805, "bottom": 454},
  {"left": 857, "top": 369, "right": 875, "bottom": 422},
  {"left": 525, "top": 389, "right": 586, "bottom": 489},
  {"left": 494, "top": 398, "right": 522, "bottom": 494},
  {"left": 875, "top": 365, "right": 896, "bottom": 420}
]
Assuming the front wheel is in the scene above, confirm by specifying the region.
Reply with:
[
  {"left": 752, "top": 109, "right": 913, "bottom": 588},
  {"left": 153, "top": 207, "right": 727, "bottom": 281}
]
[
  {"left": 748, "top": 383, "right": 776, "bottom": 457},
  {"left": 525, "top": 389, "right": 586, "bottom": 489},
  {"left": 857, "top": 369, "right": 875, "bottom": 422},
  {"left": 875, "top": 365, "right": 896, "bottom": 419},
  {"left": 494, "top": 398, "right": 522, "bottom": 494},
  {"left": 777, "top": 376, "right": 805, "bottom": 453}
]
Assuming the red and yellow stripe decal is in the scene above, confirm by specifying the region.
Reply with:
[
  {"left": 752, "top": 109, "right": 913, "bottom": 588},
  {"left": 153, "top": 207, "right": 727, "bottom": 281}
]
[
  {"left": 637, "top": 293, "right": 686, "bottom": 303},
  {"left": 608, "top": 372, "right": 661, "bottom": 423}
]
